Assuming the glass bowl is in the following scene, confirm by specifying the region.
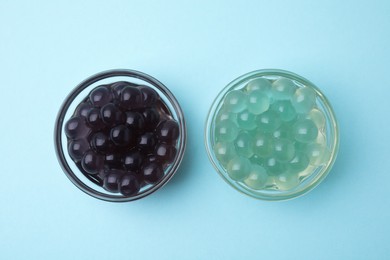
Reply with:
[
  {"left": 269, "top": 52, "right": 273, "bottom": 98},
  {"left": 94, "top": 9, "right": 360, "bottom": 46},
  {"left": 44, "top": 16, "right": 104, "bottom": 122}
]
[
  {"left": 205, "top": 69, "right": 339, "bottom": 201},
  {"left": 54, "top": 69, "right": 186, "bottom": 202}
]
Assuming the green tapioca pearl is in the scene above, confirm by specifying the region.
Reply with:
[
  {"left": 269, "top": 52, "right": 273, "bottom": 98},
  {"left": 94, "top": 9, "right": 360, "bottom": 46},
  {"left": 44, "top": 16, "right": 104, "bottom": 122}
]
[
  {"left": 298, "top": 165, "right": 315, "bottom": 178},
  {"left": 273, "top": 138, "right": 295, "bottom": 162},
  {"left": 213, "top": 142, "right": 235, "bottom": 166},
  {"left": 237, "top": 110, "right": 257, "bottom": 130},
  {"left": 247, "top": 90, "right": 270, "bottom": 115},
  {"left": 316, "top": 131, "right": 326, "bottom": 144},
  {"left": 306, "top": 108, "right": 326, "bottom": 130},
  {"left": 291, "top": 86, "right": 316, "bottom": 114},
  {"left": 306, "top": 143, "right": 331, "bottom": 166},
  {"left": 227, "top": 156, "right": 251, "bottom": 181},
  {"left": 250, "top": 154, "right": 265, "bottom": 166},
  {"left": 288, "top": 152, "right": 310, "bottom": 174},
  {"left": 243, "top": 164, "right": 268, "bottom": 190},
  {"left": 234, "top": 131, "right": 254, "bottom": 158},
  {"left": 246, "top": 78, "right": 272, "bottom": 92},
  {"left": 293, "top": 119, "right": 318, "bottom": 143},
  {"left": 275, "top": 172, "right": 300, "bottom": 190},
  {"left": 256, "top": 110, "right": 282, "bottom": 133},
  {"left": 223, "top": 90, "right": 247, "bottom": 113},
  {"left": 272, "top": 124, "right": 293, "bottom": 139},
  {"left": 271, "top": 78, "right": 297, "bottom": 100},
  {"left": 294, "top": 141, "right": 308, "bottom": 152},
  {"left": 271, "top": 100, "right": 297, "bottom": 122},
  {"left": 253, "top": 132, "right": 273, "bottom": 158},
  {"left": 264, "top": 157, "right": 287, "bottom": 175},
  {"left": 215, "top": 108, "right": 237, "bottom": 124},
  {"left": 215, "top": 120, "right": 239, "bottom": 142},
  {"left": 315, "top": 130, "right": 327, "bottom": 146}
]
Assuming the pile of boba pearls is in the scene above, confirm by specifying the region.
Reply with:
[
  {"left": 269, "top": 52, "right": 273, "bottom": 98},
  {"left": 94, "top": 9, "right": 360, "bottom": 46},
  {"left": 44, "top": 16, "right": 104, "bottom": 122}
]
[
  {"left": 64, "top": 82, "right": 180, "bottom": 197},
  {"left": 213, "top": 76, "right": 331, "bottom": 191}
]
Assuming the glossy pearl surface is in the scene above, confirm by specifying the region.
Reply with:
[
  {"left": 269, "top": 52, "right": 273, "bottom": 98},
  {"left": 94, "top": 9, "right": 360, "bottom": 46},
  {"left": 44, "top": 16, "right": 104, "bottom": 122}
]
[{"left": 211, "top": 73, "right": 336, "bottom": 195}]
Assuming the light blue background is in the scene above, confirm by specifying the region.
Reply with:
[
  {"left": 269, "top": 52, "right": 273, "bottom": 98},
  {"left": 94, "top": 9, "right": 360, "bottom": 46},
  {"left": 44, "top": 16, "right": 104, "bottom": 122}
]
[{"left": 1, "top": 1, "right": 389, "bottom": 259}]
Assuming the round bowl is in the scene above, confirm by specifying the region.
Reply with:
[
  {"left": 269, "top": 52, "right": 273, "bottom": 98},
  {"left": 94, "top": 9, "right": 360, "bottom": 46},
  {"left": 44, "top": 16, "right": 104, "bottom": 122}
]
[
  {"left": 205, "top": 69, "right": 339, "bottom": 201},
  {"left": 55, "top": 69, "right": 186, "bottom": 202}
]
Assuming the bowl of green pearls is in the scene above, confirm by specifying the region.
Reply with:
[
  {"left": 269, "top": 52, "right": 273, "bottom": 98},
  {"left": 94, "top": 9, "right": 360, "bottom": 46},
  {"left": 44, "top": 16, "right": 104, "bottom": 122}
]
[{"left": 205, "top": 69, "right": 339, "bottom": 201}]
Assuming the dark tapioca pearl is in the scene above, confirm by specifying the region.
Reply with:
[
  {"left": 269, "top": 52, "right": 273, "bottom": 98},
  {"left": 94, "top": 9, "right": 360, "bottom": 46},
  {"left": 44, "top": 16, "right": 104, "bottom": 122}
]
[
  {"left": 137, "top": 132, "right": 156, "bottom": 152},
  {"left": 81, "top": 165, "right": 104, "bottom": 185},
  {"left": 145, "top": 154, "right": 158, "bottom": 163},
  {"left": 156, "top": 120, "right": 179, "bottom": 144},
  {"left": 139, "top": 85, "right": 158, "bottom": 107},
  {"left": 142, "top": 162, "right": 164, "bottom": 184},
  {"left": 155, "top": 143, "right": 177, "bottom": 163},
  {"left": 111, "top": 81, "right": 138, "bottom": 100},
  {"left": 75, "top": 101, "right": 93, "bottom": 118},
  {"left": 81, "top": 150, "right": 104, "bottom": 175},
  {"left": 105, "top": 153, "right": 122, "bottom": 167},
  {"left": 89, "top": 175, "right": 104, "bottom": 186},
  {"left": 142, "top": 108, "right": 160, "bottom": 131},
  {"left": 123, "top": 149, "right": 143, "bottom": 171},
  {"left": 99, "top": 168, "right": 126, "bottom": 179},
  {"left": 87, "top": 108, "right": 105, "bottom": 130},
  {"left": 111, "top": 82, "right": 127, "bottom": 99},
  {"left": 101, "top": 103, "right": 125, "bottom": 126},
  {"left": 119, "top": 174, "right": 140, "bottom": 196},
  {"left": 158, "top": 101, "right": 172, "bottom": 119},
  {"left": 110, "top": 124, "right": 134, "bottom": 147},
  {"left": 125, "top": 111, "right": 145, "bottom": 131},
  {"left": 68, "top": 139, "right": 89, "bottom": 162},
  {"left": 89, "top": 85, "right": 113, "bottom": 107},
  {"left": 119, "top": 86, "right": 142, "bottom": 110},
  {"left": 65, "top": 116, "right": 90, "bottom": 139},
  {"left": 97, "top": 169, "right": 107, "bottom": 181},
  {"left": 103, "top": 170, "right": 124, "bottom": 192},
  {"left": 90, "top": 132, "right": 109, "bottom": 153}
]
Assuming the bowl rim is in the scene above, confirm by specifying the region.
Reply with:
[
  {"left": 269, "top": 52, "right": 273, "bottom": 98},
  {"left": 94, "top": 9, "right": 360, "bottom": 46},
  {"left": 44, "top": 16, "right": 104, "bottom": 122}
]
[
  {"left": 204, "top": 69, "right": 339, "bottom": 201},
  {"left": 54, "top": 69, "right": 187, "bottom": 202}
]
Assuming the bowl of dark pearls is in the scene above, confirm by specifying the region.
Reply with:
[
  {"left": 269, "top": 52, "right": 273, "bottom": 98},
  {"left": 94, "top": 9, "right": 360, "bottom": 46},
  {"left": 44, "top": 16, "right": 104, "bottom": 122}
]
[{"left": 55, "top": 69, "right": 186, "bottom": 202}]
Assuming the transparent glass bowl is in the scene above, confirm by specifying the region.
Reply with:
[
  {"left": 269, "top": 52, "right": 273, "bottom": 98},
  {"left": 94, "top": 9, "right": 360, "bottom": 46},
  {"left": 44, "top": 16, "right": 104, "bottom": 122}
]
[
  {"left": 54, "top": 69, "right": 186, "bottom": 202},
  {"left": 205, "top": 69, "right": 339, "bottom": 201}
]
